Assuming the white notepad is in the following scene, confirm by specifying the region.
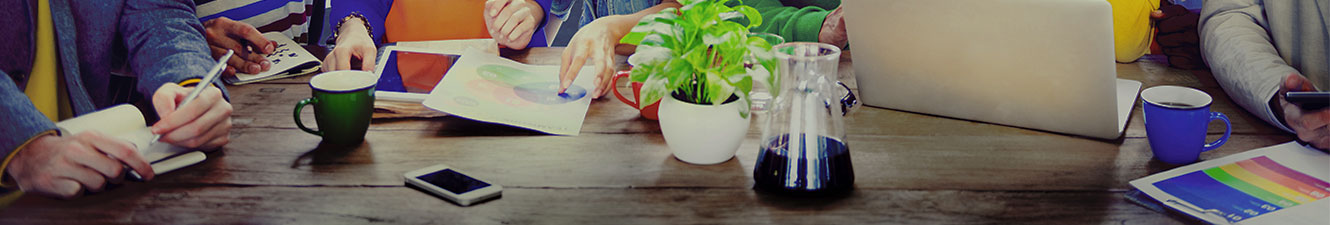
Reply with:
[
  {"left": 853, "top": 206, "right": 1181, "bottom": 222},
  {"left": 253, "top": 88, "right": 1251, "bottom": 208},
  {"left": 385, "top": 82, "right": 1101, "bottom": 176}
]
[{"left": 54, "top": 104, "right": 206, "bottom": 175}]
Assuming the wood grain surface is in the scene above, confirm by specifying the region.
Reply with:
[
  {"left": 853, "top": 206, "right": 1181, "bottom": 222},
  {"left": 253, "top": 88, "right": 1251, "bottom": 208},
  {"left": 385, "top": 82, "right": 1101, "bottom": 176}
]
[{"left": 0, "top": 47, "right": 1292, "bottom": 224}]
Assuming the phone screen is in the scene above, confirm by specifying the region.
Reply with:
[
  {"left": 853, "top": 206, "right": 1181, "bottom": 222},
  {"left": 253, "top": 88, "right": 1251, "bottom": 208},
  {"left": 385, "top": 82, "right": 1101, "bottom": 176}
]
[
  {"left": 378, "top": 51, "right": 462, "bottom": 94},
  {"left": 416, "top": 169, "right": 491, "bottom": 194}
]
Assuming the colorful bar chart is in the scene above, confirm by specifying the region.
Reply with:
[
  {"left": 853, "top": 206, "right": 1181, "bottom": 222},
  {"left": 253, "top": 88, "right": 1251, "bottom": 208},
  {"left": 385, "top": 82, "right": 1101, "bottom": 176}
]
[{"left": 1153, "top": 156, "right": 1330, "bottom": 222}]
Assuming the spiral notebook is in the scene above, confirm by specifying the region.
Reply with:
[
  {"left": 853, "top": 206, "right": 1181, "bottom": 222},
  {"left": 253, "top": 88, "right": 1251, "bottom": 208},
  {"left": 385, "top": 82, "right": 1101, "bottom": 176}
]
[{"left": 1127, "top": 142, "right": 1329, "bottom": 225}]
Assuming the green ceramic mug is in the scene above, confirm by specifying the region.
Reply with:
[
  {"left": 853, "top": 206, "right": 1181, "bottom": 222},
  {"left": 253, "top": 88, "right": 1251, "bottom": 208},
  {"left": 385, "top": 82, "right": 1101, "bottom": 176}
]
[{"left": 294, "top": 70, "right": 377, "bottom": 145}]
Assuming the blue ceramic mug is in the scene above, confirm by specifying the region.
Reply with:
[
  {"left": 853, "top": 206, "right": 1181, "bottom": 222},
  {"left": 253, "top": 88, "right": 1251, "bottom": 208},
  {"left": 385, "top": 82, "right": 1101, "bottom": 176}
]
[{"left": 1141, "top": 86, "right": 1231, "bottom": 164}]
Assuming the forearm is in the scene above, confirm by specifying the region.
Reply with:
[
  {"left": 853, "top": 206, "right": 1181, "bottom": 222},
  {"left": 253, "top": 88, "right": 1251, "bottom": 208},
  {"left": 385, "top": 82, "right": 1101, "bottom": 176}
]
[
  {"left": 330, "top": 0, "right": 391, "bottom": 45},
  {"left": 122, "top": 0, "right": 228, "bottom": 99},
  {"left": 607, "top": 0, "right": 684, "bottom": 40},
  {"left": 1199, "top": 0, "right": 1297, "bottom": 132}
]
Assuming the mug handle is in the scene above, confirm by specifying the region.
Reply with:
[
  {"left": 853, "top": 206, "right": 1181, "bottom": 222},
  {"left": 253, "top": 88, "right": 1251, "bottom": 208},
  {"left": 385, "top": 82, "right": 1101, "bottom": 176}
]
[
  {"left": 611, "top": 71, "right": 639, "bottom": 109},
  {"left": 1201, "top": 112, "right": 1231, "bottom": 152},
  {"left": 294, "top": 98, "right": 322, "bottom": 136}
]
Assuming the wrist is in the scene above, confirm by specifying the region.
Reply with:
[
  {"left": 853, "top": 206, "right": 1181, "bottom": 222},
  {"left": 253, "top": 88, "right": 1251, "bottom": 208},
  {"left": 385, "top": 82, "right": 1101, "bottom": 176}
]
[
  {"left": 1270, "top": 92, "right": 1292, "bottom": 129},
  {"left": 330, "top": 12, "right": 373, "bottom": 45},
  {"left": 337, "top": 22, "right": 370, "bottom": 44}
]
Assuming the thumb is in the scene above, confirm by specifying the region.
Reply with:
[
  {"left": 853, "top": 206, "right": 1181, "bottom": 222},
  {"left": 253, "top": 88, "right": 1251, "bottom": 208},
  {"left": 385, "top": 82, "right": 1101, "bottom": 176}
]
[
  {"left": 1284, "top": 73, "right": 1316, "bottom": 92},
  {"left": 152, "top": 84, "right": 185, "bottom": 121}
]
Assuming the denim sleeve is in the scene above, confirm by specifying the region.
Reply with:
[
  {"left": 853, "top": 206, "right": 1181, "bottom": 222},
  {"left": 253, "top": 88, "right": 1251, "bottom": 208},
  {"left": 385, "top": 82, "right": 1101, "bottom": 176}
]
[
  {"left": 330, "top": 0, "right": 393, "bottom": 45},
  {"left": 0, "top": 71, "right": 59, "bottom": 157},
  {"left": 550, "top": 0, "right": 573, "bottom": 19},
  {"left": 121, "top": 0, "right": 229, "bottom": 100}
]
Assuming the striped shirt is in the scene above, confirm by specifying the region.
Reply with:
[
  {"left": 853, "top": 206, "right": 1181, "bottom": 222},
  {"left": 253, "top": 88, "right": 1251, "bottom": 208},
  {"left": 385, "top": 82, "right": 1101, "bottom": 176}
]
[{"left": 195, "top": 0, "right": 313, "bottom": 42}]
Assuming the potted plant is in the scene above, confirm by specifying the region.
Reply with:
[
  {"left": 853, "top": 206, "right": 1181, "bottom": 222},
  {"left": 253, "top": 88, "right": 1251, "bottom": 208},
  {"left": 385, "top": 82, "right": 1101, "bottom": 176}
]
[{"left": 620, "top": 0, "right": 779, "bottom": 165}]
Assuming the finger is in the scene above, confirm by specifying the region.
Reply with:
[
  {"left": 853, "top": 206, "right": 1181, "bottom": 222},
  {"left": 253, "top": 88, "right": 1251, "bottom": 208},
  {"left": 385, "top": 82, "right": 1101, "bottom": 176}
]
[
  {"left": 224, "top": 21, "right": 273, "bottom": 54},
  {"left": 502, "top": 8, "right": 534, "bottom": 41},
  {"left": 67, "top": 135, "right": 128, "bottom": 180},
  {"left": 208, "top": 45, "right": 229, "bottom": 59},
  {"left": 497, "top": 6, "right": 524, "bottom": 41},
  {"left": 179, "top": 117, "right": 232, "bottom": 150},
  {"left": 162, "top": 98, "right": 232, "bottom": 148},
  {"left": 322, "top": 52, "right": 338, "bottom": 72},
  {"left": 154, "top": 86, "right": 220, "bottom": 135},
  {"left": 203, "top": 133, "right": 232, "bottom": 151},
  {"left": 359, "top": 45, "right": 377, "bottom": 72},
  {"left": 486, "top": 0, "right": 511, "bottom": 18},
  {"left": 594, "top": 46, "right": 615, "bottom": 98},
  {"left": 54, "top": 158, "right": 106, "bottom": 193},
  {"left": 561, "top": 45, "right": 590, "bottom": 93},
  {"left": 45, "top": 179, "right": 84, "bottom": 199},
  {"left": 335, "top": 47, "right": 353, "bottom": 71},
  {"left": 241, "top": 51, "right": 267, "bottom": 74},
  {"left": 210, "top": 35, "right": 247, "bottom": 57},
  {"left": 80, "top": 131, "right": 154, "bottom": 180},
  {"left": 226, "top": 51, "right": 260, "bottom": 74},
  {"left": 151, "top": 83, "right": 186, "bottom": 120}
]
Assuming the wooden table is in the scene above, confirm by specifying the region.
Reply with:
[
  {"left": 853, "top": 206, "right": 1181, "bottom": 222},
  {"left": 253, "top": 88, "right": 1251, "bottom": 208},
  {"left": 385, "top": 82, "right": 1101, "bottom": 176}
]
[{"left": 1, "top": 48, "right": 1293, "bottom": 224}]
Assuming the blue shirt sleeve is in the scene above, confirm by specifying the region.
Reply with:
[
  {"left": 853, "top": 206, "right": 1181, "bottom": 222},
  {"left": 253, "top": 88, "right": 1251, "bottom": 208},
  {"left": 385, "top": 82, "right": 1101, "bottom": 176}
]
[{"left": 526, "top": 0, "right": 553, "bottom": 48}]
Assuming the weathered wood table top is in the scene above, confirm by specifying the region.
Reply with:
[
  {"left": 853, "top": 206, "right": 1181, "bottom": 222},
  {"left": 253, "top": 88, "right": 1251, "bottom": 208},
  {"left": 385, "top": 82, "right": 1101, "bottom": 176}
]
[{"left": 0, "top": 47, "right": 1292, "bottom": 224}]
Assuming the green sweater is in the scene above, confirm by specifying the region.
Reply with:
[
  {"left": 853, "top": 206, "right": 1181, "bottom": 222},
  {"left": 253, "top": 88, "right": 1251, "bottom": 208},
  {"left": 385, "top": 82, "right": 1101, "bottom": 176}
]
[{"left": 740, "top": 0, "right": 841, "bottom": 43}]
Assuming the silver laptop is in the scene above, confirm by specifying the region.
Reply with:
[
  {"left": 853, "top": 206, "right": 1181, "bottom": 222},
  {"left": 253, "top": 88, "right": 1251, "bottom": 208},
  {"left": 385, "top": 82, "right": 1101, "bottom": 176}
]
[{"left": 842, "top": 0, "right": 1141, "bottom": 139}]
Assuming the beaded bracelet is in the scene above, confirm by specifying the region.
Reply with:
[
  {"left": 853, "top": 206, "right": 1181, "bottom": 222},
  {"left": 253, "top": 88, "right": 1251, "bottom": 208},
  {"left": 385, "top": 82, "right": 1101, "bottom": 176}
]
[{"left": 328, "top": 11, "right": 373, "bottom": 45}]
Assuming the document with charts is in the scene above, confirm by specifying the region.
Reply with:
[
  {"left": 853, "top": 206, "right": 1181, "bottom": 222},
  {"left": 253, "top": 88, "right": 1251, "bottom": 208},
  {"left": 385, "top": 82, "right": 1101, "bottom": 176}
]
[
  {"left": 1129, "top": 142, "right": 1329, "bottom": 225},
  {"left": 421, "top": 49, "right": 596, "bottom": 135}
]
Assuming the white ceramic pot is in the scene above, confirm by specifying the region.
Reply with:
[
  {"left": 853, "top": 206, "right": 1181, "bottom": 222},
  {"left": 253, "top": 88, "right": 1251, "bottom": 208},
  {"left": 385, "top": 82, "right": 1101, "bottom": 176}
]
[{"left": 658, "top": 94, "right": 752, "bottom": 165}]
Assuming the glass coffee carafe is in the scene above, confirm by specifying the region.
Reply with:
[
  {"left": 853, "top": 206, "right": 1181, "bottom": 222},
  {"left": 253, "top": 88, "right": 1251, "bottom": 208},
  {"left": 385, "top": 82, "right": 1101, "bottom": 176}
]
[{"left": 753, "top": 42, "right": 856, "bottom": 196}]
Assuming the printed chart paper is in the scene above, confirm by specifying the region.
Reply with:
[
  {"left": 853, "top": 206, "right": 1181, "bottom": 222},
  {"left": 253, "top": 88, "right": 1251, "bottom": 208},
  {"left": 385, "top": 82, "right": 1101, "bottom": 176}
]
[
  {"left": 1130, "top": 142, "right": 1329, "bottom": 225},
  {"left": 422, "top": 49, "right": 596, "bottom": 135}
]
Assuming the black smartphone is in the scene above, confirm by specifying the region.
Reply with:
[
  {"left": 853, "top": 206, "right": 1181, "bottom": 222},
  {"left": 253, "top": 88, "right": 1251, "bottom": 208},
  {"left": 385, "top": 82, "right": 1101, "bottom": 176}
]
[{"left": 1284, "top": 92, "right": 1329, "bottom": 111}]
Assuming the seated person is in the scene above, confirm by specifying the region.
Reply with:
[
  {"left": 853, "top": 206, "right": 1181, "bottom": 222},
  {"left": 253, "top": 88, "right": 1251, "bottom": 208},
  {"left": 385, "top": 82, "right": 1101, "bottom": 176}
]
[
  {"left": 1200, "top": 0, "right": 1329, "bottom": 149},
  {"left": 322, "top": 0, "right": 554, "bottom": 72},
  {"left": 1108, "top": 0, "right": 1159, "bottom": 63},
  {"left": 1, "top": 0, "right": 233, "bottom": 199},
  {"left": 553, "top": 0, "right": 682, "bottom": 98},
  {"left": 742, "top": 0, "right": 846, "bottom": 48},
  {"left": 195, "top": 0, "right": 316, "bottom": 76}
]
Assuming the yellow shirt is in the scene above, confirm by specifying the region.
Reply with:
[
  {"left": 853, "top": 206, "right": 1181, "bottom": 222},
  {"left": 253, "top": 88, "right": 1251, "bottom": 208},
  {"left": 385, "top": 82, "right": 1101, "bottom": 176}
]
[
  {"left": 1108, "top": 0, "right": 1159, "bottom": 63},
  {"left": 25, "top": 0, "right": 71, "bottom": 121}
]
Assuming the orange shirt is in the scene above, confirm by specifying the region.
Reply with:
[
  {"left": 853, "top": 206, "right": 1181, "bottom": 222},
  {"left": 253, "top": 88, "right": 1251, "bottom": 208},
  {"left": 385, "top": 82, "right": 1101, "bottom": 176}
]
[{"left": 384, "top": 0, "right": 491, "bottom": 43}]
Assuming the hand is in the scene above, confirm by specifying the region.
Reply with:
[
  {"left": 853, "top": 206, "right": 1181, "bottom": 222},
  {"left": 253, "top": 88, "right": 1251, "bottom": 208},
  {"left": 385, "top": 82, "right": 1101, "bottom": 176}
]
[
  {"left": 5, "top": 133, "right": 154, "bottom": 199},
  {"left": 485, "top": 0, "right": 545, "bottom": 50},
  {"left": 202, "top": 17, "right": 275, "bottom": 76},
  {"left": 558, "top": 16, "right": 629, "bottom": 99},
  {"left": 1152, "top": 4, "right": 1203, "bottom": 70},
  {"left": 150, "top": 83, "right": 233, "bottom": 150},
  {"left": 322, "top": 19, "right": 377, "bottom": 72},
  {"left": 819, "top": 7, "right": 848, "bottom": 49},
  {"left": 1276, "top": 73, "right": 1330, "bottom": 149}
]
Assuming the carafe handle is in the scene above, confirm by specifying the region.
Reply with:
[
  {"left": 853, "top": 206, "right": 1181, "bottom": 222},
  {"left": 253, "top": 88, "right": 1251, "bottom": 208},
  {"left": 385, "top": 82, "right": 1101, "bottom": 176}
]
[{"left": 838, "top": 81, "right": 857, "bottom": 116}]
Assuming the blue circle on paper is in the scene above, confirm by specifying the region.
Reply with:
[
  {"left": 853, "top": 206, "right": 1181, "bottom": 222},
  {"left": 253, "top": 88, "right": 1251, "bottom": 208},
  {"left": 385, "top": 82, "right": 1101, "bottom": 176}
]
[{"left": 514, "top": 82, "right": 587, "bottom": 104}]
